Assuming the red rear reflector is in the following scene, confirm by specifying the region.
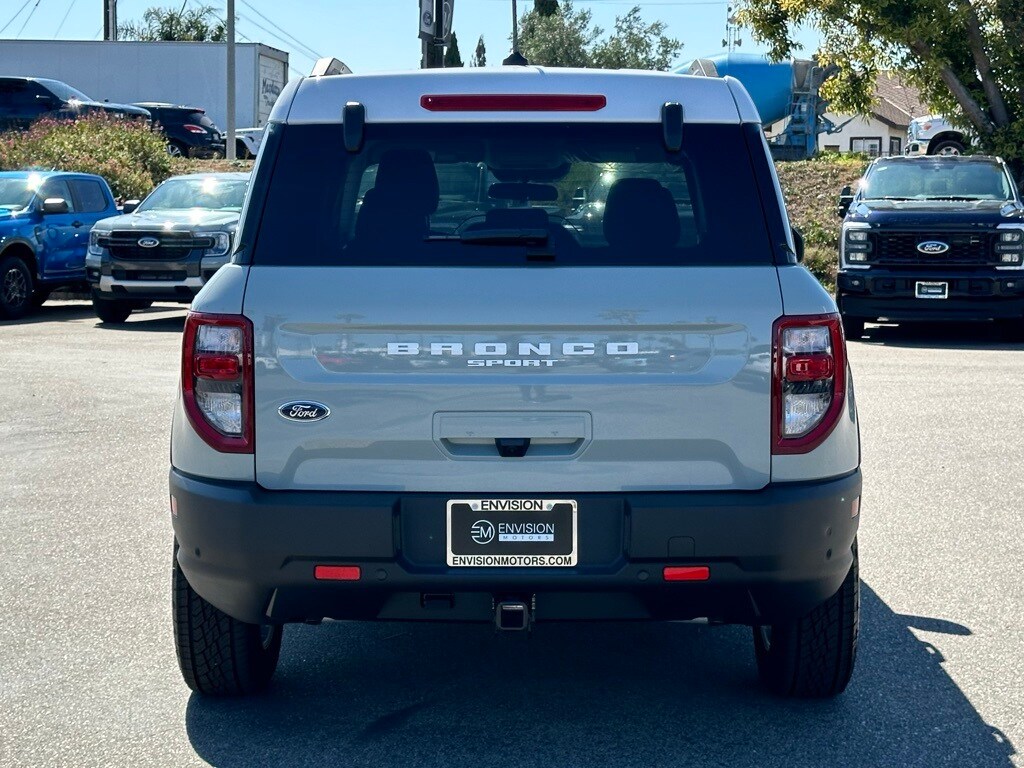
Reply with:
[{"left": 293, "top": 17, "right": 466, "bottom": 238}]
[
  {"left": 663, "top": 566, "right": 710, "bottom": 582},
  {"left": 420, "top": 94, "right": 607, "bottom": 112},
  {"left": 195, "top": 354, "right": 240, "bottom": 380},
  {"left": 314, "top": 565, "right": 361, "bottom": 581},
  {"left": 785, "top": 353, "right": 834, "bottom": 381}
]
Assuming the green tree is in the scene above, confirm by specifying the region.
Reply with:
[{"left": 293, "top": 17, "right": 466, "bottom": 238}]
[
  {"left": 590, "top": 7, "right": 683, "bottom": 70},
  {"left": 534, "top": 0, "right": 559, "bottom": 16},
  {"left": 119, "top": 5, "right": 225, "bottom": 42},
  {"left": 471, "top": 35, "right": 487, "bottom": 67},
  {"left": 738, "top": 0, "right": 1024, "bottom": 163},
  {"left": 444, "top": 32, "right": 464, "bottom": 68},
  {"left": 518, "top": 2, "right": 682, "bottom": 71}
]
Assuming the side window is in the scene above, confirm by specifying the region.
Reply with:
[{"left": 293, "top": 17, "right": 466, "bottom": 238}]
[
  {"left": 39, "top": 179, "right": 76, "bottom": 212},
  {"left": 0, "top": 79, "right": 44, "bottom": 110},
  {"left": 69, "top": 179, "right": 109, "bottom": 213}
]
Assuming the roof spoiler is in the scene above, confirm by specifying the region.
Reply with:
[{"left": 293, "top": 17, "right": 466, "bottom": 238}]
[{"left": 310, "top": 57, "right": 353, "bottom": 77}]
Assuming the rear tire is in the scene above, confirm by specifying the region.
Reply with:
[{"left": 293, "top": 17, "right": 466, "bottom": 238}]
[
  {"left": 841, "top": 314, "right": 865, "bottom": 340},
  {"left": 167, "top": 140, "right": 189, "bottom": 158},
  {"left": 172, "top": 542, "right": 282, "bottom": 696},
  {"left": 753, "top": 540, "right": 859, "bottom": 698},
  {"left": 0, "top": 254, "right": 34, "bottom": 319},
  {"left": 930, "top": 139, "right": 965, "bottom": 156},
  {"left": 92, "top": 294, "right": 133, "bottom": 324}
]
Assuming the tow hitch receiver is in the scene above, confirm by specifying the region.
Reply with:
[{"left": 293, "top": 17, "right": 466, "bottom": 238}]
[{"left": 495, "top": 599, "right": 531, "bottom": 631}]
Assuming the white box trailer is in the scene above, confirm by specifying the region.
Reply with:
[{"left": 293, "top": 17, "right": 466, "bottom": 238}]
[{"left": 0, "top": 39, "right": 289, "bottom": 130}]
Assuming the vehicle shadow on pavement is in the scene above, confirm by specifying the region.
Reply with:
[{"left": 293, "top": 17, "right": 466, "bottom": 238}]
[
  {"left": 184, "top": 584, "right": 1015, "bottom": 768},
  {"left": 857, "top": 321, "right": 1024, "bottom": 350},
  {"left": 94, "top": 312, "right": 186, "bottom": 332},
  {"left": 0, "top": 302, "right": 96, "bottom": 325}
]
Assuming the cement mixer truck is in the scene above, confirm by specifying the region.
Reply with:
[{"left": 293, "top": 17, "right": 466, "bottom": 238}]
[{"left": 680, "top": 53, "right": 844, "bottom": 160}]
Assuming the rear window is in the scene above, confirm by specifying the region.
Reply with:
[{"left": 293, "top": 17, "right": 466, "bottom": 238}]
[
  {"left": 185, "top": 112, "right": 218, "bottom": 130},
  {"left": 250, "top": 122, "right": 773, "bottom": 266}
]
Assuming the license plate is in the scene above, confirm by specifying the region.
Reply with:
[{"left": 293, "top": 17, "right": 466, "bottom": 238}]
[
  {"left": 447, "top": 499, "right": 577, "bottom": 567},
  {"left": 915, "top": 281, "right": 948, "bottom": 299}
]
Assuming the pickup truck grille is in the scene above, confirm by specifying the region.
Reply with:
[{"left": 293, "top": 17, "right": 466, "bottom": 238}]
[
  {"left": 874, "top": 232, "right": 994, "bottom": 266},
  {"left": 103, "top": 231, "right": 213, "bottom": 260}
]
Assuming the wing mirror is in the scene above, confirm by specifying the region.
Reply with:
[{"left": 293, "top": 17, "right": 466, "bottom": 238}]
[
  {"left": 41, "top": 197, "right": 69, "bottom": 214},
  {"left": 121, "top": 200, "right": 141, "bottom": 214},
  {"left": 838, "top": 185, "right": 855, "bottom": 218}
]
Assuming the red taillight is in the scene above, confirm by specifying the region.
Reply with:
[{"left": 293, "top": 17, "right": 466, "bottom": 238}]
[
  {"left": 772, "top": 314, "right": 846, "bottom": 455},
  {"left": 195, "top": 354, "right": 240, "bottom": 380},
  {"left": 183, "top": 123, "right": 208, "bottom": 134},
  {"left": 785, "top": 354, "right": 834, "bottom": 381},
  {"left": 663, "top": 566, "right": 710, "bottom": 582},
  {"left": 314, "top": 565, "right": 361, "bottom": 581},
  {"left": 181, "top": 312, "right": 254, "bottom": 454},
  {"left": 420, "top": 94, "right": 607, "bottom": 112}
]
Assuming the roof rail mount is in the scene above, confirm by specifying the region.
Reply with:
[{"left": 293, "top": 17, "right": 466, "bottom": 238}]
[{"left": 311, "top": 57, "right": 353, "bottom": 77}]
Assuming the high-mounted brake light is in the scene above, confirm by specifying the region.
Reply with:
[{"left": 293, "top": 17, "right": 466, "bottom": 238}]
[
  {"left": 420, "top": 94, "right": 607, "bottom": 112},
  {"left": 181, "top": 312, "right": 254, "bottom": 453},
  {"left": 772, "top": 314, "right": 846, "bottom": 454}
]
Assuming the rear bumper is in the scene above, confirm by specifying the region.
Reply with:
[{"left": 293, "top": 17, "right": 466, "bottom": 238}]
[
  {"left": 170, "top": 469, "right": 862, "bottom": 627},
  {"left": 838, "top": 269, "right": 1024, "bottom": 321}
]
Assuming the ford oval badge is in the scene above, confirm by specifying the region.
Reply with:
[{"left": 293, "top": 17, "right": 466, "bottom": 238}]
[
  {"left": 138, "top": 237, "right": 160, "bottom": 248},
  {"left": 278, "top": 401, "right": 330, "bottom": 423},
  {"left": 917, "top": 240, "right": 950, "bottom": 255}
]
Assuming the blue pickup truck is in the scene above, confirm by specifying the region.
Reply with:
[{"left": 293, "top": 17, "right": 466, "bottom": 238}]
[{"left": 0, "top": 170, "right": 119, "bottom": 319}]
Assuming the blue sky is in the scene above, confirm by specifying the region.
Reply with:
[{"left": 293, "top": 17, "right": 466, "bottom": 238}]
[{"left": 2, "top": 0, "right": 819, "bottom": 76}]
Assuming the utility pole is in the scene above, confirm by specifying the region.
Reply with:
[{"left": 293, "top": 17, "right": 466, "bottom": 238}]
[
  {"left": 421, "top": 0, "right": 449, "bottom": 68},
  {"left": 104, "top": 0, "right": 117, "bottom": 41},
  {"left": 226, "top": 0, "right": 236, "bottom": 159}
]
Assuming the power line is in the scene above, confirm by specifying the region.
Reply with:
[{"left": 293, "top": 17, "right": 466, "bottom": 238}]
[
  {"left": 53, "top": 0, "right": 77, "bottom": 38},
  {"left": 236, "top": 0, "right": 322, "bottom": 61},
  {"left": 190, "top": 0, "right": 311, "bottom": 77},
  {"left": 0, "top": 0, "right": 34, "bottom": 36},
  {"left": 16, "top": 0, "right": 44, "bottom": 39}
]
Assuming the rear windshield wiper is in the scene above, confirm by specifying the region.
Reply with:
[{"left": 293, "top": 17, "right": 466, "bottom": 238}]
[{"left": 426, "top": 228, "right": 550, "bottom": 246}]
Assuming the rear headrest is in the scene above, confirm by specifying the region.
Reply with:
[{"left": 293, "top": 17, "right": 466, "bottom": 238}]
[
  {"left": 603, "top": 178, "right": 680, "bottom": 250},
  {"left": 372, "top": 148, "right": 440, "bottom": 215}
]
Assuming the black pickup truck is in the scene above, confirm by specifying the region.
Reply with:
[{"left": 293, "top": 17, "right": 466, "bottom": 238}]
[{"left": 836, "top": 155, "right": 1024, "bottom": 338}]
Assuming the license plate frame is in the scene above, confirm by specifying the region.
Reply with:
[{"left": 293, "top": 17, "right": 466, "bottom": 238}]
[
  {"left": 915, "top": 281, "right": 949, "bottom": 299},
  {"left": 446, "top": 499, "right": 577, "bottom": 567}
]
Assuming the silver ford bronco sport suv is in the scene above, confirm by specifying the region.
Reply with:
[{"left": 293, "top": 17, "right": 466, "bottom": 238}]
[{"left": 169, "top": 68, "right": 862, "bottom": 698}]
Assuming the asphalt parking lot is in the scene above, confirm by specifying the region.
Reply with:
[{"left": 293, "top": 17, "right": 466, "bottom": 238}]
[{"left": 1, "top": 301, "right": 1022, "bottom": 767}]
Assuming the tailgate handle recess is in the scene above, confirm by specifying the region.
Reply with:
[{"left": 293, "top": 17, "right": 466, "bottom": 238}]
[{"left": 434, "top": 412, "right": 591, "bottom": 460}]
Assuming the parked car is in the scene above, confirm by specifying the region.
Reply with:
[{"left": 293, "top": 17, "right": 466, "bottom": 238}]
[
  {"left": 906, "top": 115, "right": 968, "bottom": 156},
  {"left": 86, "top": 173, "right": 249, "bottom": 323},
  {"left": 234, "top": 126, "right": 265, "bottom": 159},
  {"left": 0, "top": 77, "right": 149, "bottom": 131},
  {"left": 0, "top": 170, "right": 120, "bottom": 319},
  {"left": 836, "top": 155, "right": 1024, "bottom": 337},
  {"left": 169, "top": 68, "right": 862, "bottom": 699},
  {"left": 132, "top": 102, "right": 225, "bottom": 158}
]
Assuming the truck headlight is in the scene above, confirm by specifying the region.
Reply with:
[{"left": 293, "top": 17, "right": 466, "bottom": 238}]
[
  {"left": 204, "top": 232, "right": 232, "bottom": 257},
  {"left": 843, "top": 227, "right": 872, "bottom": 265},
  {"left": 88, "top": 230, "right": 107, "bottom": 256}
]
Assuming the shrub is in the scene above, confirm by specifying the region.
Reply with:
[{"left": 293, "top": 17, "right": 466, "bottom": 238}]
[{"left": 0, "top": 113, "right": 172, "bottom": 199}]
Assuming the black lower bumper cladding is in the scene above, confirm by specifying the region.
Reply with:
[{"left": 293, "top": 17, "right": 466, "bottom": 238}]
[{"left": 170, "top": 468, "right": 862, "bottom": 627}]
